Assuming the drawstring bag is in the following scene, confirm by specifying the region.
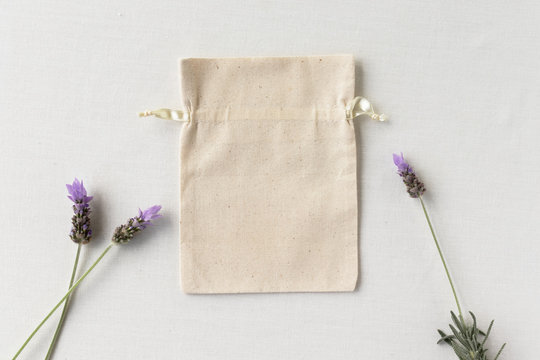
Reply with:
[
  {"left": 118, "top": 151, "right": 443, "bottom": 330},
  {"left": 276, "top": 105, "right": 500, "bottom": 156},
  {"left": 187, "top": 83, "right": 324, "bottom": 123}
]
[{"left": 140, "top": 54, "right": 385, "bottom": 294}]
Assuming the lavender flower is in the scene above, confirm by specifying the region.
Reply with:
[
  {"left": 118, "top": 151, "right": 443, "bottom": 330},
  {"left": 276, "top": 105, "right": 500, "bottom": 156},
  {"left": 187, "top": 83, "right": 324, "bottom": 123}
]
[
  {"left": 66, "top": 178, "right": 93, "bottom": 244},
  {"left": 112, "top": 205, "right": 162, "bottom": 244},
  {"left": 392, "top": 153, "right": 506, "bottom": 359},
  {"left": 12, "top": 202, "right": 163, "bottom": 360},
  {"left": 393, "top": 152, "right": 426, "bottom": 198}
]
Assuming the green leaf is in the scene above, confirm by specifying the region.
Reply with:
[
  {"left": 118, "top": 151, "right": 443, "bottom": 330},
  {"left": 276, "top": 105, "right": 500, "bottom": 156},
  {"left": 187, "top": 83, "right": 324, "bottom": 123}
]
[
  {"left": 469, "top": 311, "right": 477, "bottom": 327},
  {"left": 451, "top": 311, "right": 467, "bottom": 334},
  {"left": 450, "top": 342, "right": 471, "bottom": 360},
  {"left": 494, "top": 343, "right": 506, "bottom": 360},
  {"left": 469, "top": 311, "right": 480, "bottom": 346},
  {"left": 437, "top": 334, "right": 455, "bottom": 344},
  {"left": 480, "top": 320, "right": 494, "bottom": 347},
  {"left": 449, "top": 324, "right": 469, "bottom": 348},
  {"left": 438, "top": 311, "right": 506, "bottom": 360}
]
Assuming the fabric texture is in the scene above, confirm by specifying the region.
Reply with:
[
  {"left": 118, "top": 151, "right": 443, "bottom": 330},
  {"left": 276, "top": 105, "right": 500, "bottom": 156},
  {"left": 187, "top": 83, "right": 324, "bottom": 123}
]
[{"left": 179, "top": 55, "right": 358, "bottom": 293}]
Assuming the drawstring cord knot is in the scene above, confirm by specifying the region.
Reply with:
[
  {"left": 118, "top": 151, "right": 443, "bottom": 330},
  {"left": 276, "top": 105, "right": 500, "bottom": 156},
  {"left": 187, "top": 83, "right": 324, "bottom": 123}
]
[{"left": 346, "top": 97, "right": 387, "bottom": 122}]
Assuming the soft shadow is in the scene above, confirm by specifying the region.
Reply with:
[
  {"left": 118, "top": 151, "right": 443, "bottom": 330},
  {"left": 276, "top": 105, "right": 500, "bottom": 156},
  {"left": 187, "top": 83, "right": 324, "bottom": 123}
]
[
  {"left": 353, "top": 61, "right": 364, "bottom": 291},
  {"left": 88, "top": 191, "right": 107, "bottom": 245}
]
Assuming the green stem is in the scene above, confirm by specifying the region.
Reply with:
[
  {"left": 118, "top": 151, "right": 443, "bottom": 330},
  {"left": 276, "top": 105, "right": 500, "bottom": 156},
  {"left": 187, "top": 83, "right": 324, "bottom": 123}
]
[
  {"left": 44, "top": 242, "right": 83, "bottom": 360},
  {"left": 12, "top": 243, "right": 114, "bottom": 360},
  {"left": 419, "top": 196, "right": 464, "bottom": 320}
]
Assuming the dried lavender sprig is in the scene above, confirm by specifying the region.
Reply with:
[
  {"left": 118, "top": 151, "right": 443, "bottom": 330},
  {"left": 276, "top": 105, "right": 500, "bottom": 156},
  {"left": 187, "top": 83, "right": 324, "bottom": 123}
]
[
  {"left": 393, "top": 153, "right": 461, "bottom": 317},
  {"left": 112, "top": 205, "right": 162, "bottom": 244},
  {"left": 67, "top": 178, "right": 93, "bottom": 244},
  {"left": 44, "top": 178, "right": 94, "bottom": 360},
  {"left": 393, "top": 153, "right": 506, "bottom": 359},
  {"left": 12, "top": 205, "right": 161, "bottom": 360}
]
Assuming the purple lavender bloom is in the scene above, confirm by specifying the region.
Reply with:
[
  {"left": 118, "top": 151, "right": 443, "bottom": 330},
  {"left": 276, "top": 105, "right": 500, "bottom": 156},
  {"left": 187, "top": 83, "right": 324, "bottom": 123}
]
[
  {"left": 393, "top": 152, "right": 413, "bottom": 175},
  {"left": 393, "top": 153, "right": 426, "bottom": 198},
  {"left": 138, "top": 205, "right": 162, "bottom": 229},
  {"left": 66, "top": 178, "right": 93, "bottom": 244},
  {"left": 66, "top": 179, "right": 93, "bottom": 204},
  {"left": 112, "top": 205, "right": 162, "bottom": 245}
]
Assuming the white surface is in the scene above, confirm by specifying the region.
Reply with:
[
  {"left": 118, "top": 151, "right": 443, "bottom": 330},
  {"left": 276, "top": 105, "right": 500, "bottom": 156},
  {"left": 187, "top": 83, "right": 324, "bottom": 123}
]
[{"left": 1, "top": 0, "right": 539, "bottom": 359}]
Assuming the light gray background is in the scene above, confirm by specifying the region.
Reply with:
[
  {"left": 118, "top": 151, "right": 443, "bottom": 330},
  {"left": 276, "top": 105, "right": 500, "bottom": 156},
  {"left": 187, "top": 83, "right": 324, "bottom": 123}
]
[{"left": 1, "top": 0, "right": 539, "bottom": 359}]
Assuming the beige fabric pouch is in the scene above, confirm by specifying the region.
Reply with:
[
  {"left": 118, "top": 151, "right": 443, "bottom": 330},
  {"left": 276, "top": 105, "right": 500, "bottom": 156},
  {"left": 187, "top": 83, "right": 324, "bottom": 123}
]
[{"left": 141, "top": 54, "right": 385, "bottom": 294}]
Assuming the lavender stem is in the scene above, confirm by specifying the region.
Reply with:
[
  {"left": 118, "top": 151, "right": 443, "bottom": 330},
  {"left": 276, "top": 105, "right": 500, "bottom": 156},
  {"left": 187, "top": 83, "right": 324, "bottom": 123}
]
[
  {"left": 419, "top": 195, "right": 464, "bottom": 321},
  {"left": 44, "top": 242, "right": 82, "bottom": 360},
  {"left": 11, "top": 244, "right": 114, "bottom": 360}
]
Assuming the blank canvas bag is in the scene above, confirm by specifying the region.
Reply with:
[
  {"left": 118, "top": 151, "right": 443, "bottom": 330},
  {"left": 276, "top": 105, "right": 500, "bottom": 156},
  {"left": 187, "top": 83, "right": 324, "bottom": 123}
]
[{"left": 141, "top": 54, "right": 385, "bottom": 294}]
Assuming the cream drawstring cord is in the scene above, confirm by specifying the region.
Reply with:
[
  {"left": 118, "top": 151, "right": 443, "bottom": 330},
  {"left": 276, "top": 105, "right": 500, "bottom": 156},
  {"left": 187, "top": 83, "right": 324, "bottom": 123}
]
[
  {"left": 138, "top": 109, "right": 190, "bottom": 122},
  {"left": 345, "top": 97, "right": 387, "bottom": 122},
  {"left": 139, "top": 97, "right": 386, "bottom": 123}
]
